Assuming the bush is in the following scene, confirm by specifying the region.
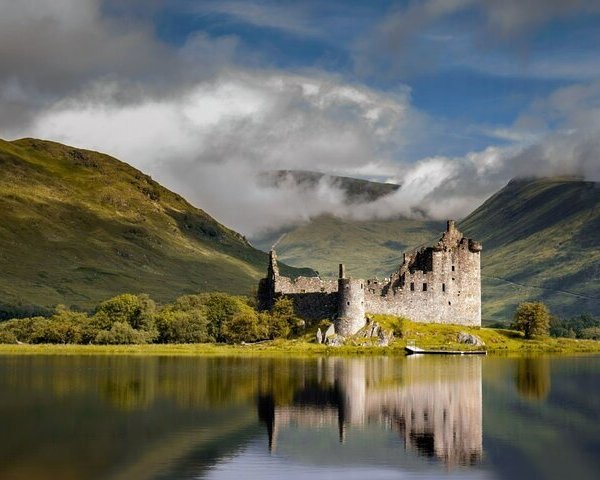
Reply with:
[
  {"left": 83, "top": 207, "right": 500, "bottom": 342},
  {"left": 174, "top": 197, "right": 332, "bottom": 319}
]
[
  {"left": 156, "top": 309, "right": 211, "bottom": 343},
  {"left": 96, "top": 294, "right": 156, "bottom": 329},
  {"left": 220, "top": 305, "right": 268, "bottom": 344},
  {"left": 0, "top": 317, "right": 46, "bottom": 343},
  {"left": 512, "top": 302, "right": 550, "bottom": 339},
  {"left": 95, "top": 322, "right": 150, "bottom": 344},
  {"left": 94, "top": 294, "right": 157, "bottom": 342},
  {"left": 0, "top": 330, "right": 17, "bottom": 344},
  {"left": 267, "top": 297, "right": 304, "bottom": 338},
  {"left": 580, "top": 327, "right": 600, "bottom": 340},
  {"left": 550, "top": 314, "right": 600, "bottom": 339},
  {"left": 195, "top": 293, "right": 255, "bottom": 341}
]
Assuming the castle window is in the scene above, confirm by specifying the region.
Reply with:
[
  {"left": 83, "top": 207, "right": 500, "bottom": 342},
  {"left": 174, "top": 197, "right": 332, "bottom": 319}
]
[
  {"left": 442, "top": 283, "right": 446, "bottom": 292},
  {"left": 361, "top": 283, "right": 363, "bottom": 289},
  {"left": 452, "top": 265, "right": 455, "bottom": 271},
  {"left": 410, "top": 282, "right": 415, "bottom": 291},
  {"left": 448, "top": 301, "right": 451, "bottom": 306},
  {"left": 301, "top": 289, "right": 306, "bottom": 293},
  {"left": 347, "top": 301, "right": 350, "bottom": 306},
  {"left": 423, "top": 283, "right": 428, "bottom": 291}
]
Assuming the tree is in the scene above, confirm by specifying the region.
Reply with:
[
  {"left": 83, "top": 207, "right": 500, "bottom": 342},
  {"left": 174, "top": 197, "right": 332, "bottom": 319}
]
[
  {"left": 220, "top": 305, "right": 268, "bottom": 344},
  {"left": 156, "top": 309, "right": 210, "bottom": 343},
  {"left": 195, "top": 292, "right": 256, "bottom": 341},
  {"left": 93, "top": 294, "right": 157, "bottom": 342},
  {"left": 513, "top": 302, "right": 550, "bottom": 339},
  {"left": 266, "top": 297, "right": 304, "bottom": 339}
]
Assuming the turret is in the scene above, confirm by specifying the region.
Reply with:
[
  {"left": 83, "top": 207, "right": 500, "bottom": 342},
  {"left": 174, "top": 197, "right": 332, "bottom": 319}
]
[{"left": 335, "top": 264, "right": 366, "bottom": 336}]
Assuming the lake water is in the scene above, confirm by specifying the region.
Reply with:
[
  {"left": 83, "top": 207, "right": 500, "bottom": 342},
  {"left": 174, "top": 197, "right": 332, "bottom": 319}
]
[{"left": 0, "top": 354, "right": 598, "bottom": 480}]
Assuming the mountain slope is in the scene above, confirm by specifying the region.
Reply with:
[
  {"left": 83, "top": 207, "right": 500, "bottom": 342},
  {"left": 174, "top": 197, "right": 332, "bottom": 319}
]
[
  {"left": 460, "top": 177, "right": 600, "bottom": 321},
  {"left": 252, "top": 215, "right": 445, "bottom": 279},
  {"left": 0, "top": 138, "right": 311, "bottom": 316}
]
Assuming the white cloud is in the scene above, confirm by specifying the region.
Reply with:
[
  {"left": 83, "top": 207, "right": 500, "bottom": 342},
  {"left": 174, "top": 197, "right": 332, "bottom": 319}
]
[{"left": 21, "top": 71, "right": 422, "bottom": 235}]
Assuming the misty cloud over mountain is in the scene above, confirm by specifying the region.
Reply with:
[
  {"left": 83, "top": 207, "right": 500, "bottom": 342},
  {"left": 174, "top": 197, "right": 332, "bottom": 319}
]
[{"left": 1, "top": 0, "right": 599, "bottom": 237}]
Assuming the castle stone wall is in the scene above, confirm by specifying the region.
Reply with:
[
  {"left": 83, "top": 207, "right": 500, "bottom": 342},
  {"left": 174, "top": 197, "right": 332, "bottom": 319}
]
[{"left": 258, "top": 220, "right": 482, "bottom": 331}]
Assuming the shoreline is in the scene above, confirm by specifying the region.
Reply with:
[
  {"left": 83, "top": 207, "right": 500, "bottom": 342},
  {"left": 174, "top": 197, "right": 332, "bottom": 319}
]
[{"left": 1, "top": 336, "right": 599, "bottom": 357}]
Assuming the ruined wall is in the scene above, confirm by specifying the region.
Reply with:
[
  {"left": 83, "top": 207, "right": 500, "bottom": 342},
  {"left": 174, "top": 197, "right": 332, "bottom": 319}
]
[
  {"left": 258, "top": 221, "right": 482, "bottom": 329},
  {"left": 364, "top": 226, "right": 481, "bottom": 326}
]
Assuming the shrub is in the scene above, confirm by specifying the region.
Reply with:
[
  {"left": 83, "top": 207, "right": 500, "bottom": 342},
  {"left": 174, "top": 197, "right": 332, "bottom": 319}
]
[
  {"left": 94, "top": 294, "right": 157, "bottom": 342},
  {"left": 0, "top": 317, "right": 46, "bottom": 343},
  {"left": 96, "top": 294, "right": 156, "bottom": 329},
  {"left": 580, "top": 327, "right": 600, "bottom": 340},
  {"left": 512, "top": 302, "right": 550, "bottom": 339},
  {"left": 220, "top": 305, "right": 268, "bottom": 344},
  {"left": 267, "top": 297, "right": 304, "bottom": 338},
  {"left": 156, "top": 309, "right": 211, "bottom": 343},
  {"left": 195, "top": 293, "right": 255, "bottom": 341},
  {"left": 0, "top": 330, "right": 17, "bottom": 344},
  {"left": 95, "top": 322, "right": 150, "bottom": 344}
]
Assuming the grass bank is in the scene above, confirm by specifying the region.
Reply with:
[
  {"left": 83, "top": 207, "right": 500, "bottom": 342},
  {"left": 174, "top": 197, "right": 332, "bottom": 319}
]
[{"left": 1, "top": 320, "right": 600, "bottom": 356}]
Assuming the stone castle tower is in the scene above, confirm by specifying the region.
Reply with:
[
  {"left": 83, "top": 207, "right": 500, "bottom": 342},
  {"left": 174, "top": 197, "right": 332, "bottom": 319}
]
[
  {"left": 258, "top": 220, "right": 482, "bottom": 335},
  {"left": 335, "top": 264, "right": 366, "bottom": 336}
]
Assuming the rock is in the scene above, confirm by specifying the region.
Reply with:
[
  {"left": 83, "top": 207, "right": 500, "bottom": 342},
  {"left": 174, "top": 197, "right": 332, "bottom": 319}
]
[
  {"left": 326, "top": 334, "right": 345, "bottom": 347},
  {"left": 316, "top": 328, "right": 323, "bottom": 344},
  {"left": 457, "top": 332, "right": 485, "bottom": 346},
  {"left": 324, "top": 324, "right": 335, "bottom": 339},
  {"left": 377, "top": 329, "right": 394, "bottom": 347}
]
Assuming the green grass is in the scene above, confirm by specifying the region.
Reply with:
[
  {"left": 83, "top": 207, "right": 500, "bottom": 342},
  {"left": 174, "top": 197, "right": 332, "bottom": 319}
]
[{"left": 0, "top": 138, "right": 312, "bottom": 315}]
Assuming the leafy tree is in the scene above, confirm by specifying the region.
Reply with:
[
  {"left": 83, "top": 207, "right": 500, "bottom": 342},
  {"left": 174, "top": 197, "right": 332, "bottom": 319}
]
[
  {"left": 156, "top": 309, "right": 210, "bottom": 343},
  {"left": 0, "top": 317, "right": 46, "bottom": 343},
  {"left": 0, "top": 330, "right": 17, "bottom": 344},
  {"left": 95, "top": 322, "right": 150, "bottom": 344},
  {"left": 265, "top": 297, "right": 304, "bottom": 339},
  {"left": 512, "top": 302, "right": 550, "bottom": 339},
  {"left": 195, "top": 292, "right": 255, "bottom": 341},
  {"left": 580, "top": 327, "right": 600, "bottom": 340},
  {"left": 94, "top": 294, "right": 157, "bottom": 342},
  {"left": 220, "top": 305, "right": 268, "bottom": 344}
]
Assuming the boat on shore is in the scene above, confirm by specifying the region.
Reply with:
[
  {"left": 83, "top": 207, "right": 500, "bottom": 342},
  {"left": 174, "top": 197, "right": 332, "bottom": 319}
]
[{"left": 405, "top": 345, "right": 487, "bottom": 355}]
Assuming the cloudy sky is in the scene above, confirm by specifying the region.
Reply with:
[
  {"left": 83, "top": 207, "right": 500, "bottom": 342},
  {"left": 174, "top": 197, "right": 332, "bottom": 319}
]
[{"left": 1, "top": 0, "right": 600, "bottom": 236}]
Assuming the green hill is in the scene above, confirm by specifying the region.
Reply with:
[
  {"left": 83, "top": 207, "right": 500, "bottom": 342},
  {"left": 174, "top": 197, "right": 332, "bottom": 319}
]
[
  {"left": 460, "top": 177, "right": 600, "bottom": 322},
  {"left": 0, "top": 138, "right": 312, "bottom": 317},
  {"left": 252, "top": 215, "right": 445, "bottom": 279}
]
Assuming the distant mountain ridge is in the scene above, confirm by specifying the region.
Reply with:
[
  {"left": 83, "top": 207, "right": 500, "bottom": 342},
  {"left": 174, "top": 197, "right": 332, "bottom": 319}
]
[
  {"left": 261, "top": 170, "right": 400, "bottom": 203},
  {"left": 0, "top": 138, "right": 312, "bottom": 316}
]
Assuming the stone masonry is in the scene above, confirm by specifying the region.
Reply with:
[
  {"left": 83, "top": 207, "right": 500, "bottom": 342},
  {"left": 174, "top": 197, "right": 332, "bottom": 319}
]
[{"left": 258, "top": 220, "right": 482, "bottom": 335}]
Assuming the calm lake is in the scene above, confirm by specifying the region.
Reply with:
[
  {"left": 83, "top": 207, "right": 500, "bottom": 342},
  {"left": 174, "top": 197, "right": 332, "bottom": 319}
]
[{"left": 0, "top": 354, "right": 598, "bottom": 479}]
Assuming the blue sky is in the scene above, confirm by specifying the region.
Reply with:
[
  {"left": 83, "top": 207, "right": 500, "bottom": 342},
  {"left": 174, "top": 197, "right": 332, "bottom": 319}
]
[
  {"left": 1, "top": 0, "right": 600, "bottom": 234},
  {"left": 146, "top": 0, "right": 599, "bottom": 151}
]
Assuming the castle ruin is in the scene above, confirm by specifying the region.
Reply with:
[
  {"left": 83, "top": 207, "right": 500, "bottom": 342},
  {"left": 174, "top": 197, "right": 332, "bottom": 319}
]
[{"left": 258, "top": 220, "right": 482, "bottom": 335}]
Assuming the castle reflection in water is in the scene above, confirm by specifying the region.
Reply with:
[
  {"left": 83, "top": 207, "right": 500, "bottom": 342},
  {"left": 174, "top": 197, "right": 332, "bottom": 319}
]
[{"left": 258, "top": 356, "right": 482, "bottom": 467}]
